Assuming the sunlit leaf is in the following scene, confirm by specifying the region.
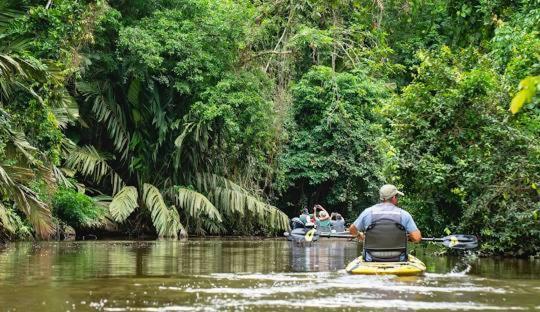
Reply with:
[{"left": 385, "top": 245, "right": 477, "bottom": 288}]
[{"left": 109, "top": 186, "right": 138, "bottom": 222}]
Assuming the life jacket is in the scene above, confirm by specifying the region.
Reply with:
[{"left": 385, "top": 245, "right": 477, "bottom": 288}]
[
  {"left": 363, "top": 204, "right": 408, "bottom": 262},
  {"left": 331, "top": 218, "right": 345, "bottom": 232},
  {"left": 316, "top": 219, "right": 332, "bottom": 232}
]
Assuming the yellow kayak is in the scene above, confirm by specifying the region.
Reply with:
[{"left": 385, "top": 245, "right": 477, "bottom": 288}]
[{"left": 345, "top": 255, "right": 426, "bottom": 276}]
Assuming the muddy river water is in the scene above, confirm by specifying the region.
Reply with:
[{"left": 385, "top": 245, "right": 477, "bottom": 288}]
[{"left": 0, "top": 239, "right": 538, "bottom": 311}]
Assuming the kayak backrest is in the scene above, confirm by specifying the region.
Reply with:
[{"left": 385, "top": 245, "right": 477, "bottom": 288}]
[{"left": 364, "top": 221, "right": 407, "bottom": 262}]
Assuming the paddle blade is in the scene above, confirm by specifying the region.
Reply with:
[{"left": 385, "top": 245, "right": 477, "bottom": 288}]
[
  {"left": 438, "top": 234, "right": 478, "bottom": 249},
  {"left": 305, "top": 229, "right": 317, "bottom": 242}
]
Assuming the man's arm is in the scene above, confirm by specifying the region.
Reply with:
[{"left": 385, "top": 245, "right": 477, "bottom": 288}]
[
  {"left": 348, "top": 224, "right": 364, "bottom": 241},
  {"left": 402, "top": 211, "right": 422, "bottom": 242},
  {"left": 349, "top": 209, "right": 368, "bottom": 241},
  {"left": 314, "top": 204, "right": 328, "bottom": 214}
]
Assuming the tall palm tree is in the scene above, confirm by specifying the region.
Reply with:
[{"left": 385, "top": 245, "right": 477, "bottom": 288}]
[{"left": 0, "top": 109, "right": 54, "bottom": 238}]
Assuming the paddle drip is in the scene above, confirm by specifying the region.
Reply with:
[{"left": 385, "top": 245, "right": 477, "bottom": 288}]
[
  {"left": 449, "top": 250, "right": 477, "bottom": 276},
  {"left": 449, "top": 263, "right": 471, "bottom": 275}
]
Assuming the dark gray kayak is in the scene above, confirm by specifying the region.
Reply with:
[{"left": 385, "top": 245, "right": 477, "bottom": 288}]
[{"left": 284, "top": 229, "right": 352, "bottom": 243}]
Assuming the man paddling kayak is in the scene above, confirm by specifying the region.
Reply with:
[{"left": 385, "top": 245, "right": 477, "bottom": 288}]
[{"left": 349, "top": 184, "right": 422, "bottom": 262}]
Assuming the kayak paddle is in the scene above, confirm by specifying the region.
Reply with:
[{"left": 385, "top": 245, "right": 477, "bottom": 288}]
[
  {"left": 283, "top": 229, "right": 318, "bottom": 242},
  {"left": 304, "top": 228, "right": 317, "bottom": 242},
  {"left": 422, "top": 234, "right": 478, "bottom": 249},
  {"left": 319, "top": 232, "right": 478, "bottom": 249},
  {"left": 319, "top": 232, "right": 355, "bottom": 239}
]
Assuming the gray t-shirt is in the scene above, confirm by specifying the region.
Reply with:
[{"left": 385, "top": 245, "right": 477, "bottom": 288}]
[{"left": 352, "top": 203, "right": 418, "bottom": 233}]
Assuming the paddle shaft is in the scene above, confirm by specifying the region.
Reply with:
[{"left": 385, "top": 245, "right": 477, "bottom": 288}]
[
  {"left": 319, "top": 234, "right": 452, "bottom": 240},
  {"left": 319, "top": 233, "right": 354, "bottom": 238},
  {"left": 318, "top": 233, "right": 477, "bottom": 249},
  {"left": 422, "top": 238, "right": 445, "bottom": 242}
]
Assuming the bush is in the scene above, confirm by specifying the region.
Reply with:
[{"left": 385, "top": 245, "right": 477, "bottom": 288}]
[
  {"left": 52, "top": 189, "right": 105, "bottom": 228},
  {"left": 279, "top": 66, "right": 390, "bottom": 216}
]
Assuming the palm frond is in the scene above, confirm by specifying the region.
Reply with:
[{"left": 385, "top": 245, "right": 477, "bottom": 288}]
[
  {"left": 109, "top": 186, "right": 138, "bottom": 222},
  {"left": 52, "top": 165, "right": 74, "bottom": 188},
  {"left": 92, "top": 194, "right": 113, "bottom": 208},
  {"left": 111, "top": 172, "right": 125, "bottom": 195},
  {"left": 213, "top": 186, "right": 264, "bottom": 216},
  {"left": 173, "top": 121, "right": 211, "bottom": 173},
  {"left": 78, "top": 81, "right": 130, "bottom": 160},
  {"left": 0, "top": 52, "right": 46, "bottom": 103},
  {"left": 143, "top": 183, "right": 184, "bottom": 238},
  {"left": 65, "top": 145, "right": 112, "bottom": 182},
  {"left": 0, "top": 110, "right": 39, "bottom": 165},
  {"left": 191, "top": 172, "right": 245, "bottom": 194},
  {"left": 213, "top": 186, "right": 289, "bottom": 232},
  {"left": 175, "top": 187, "right": 223, "bottom": 234},
  {"left": 165, "top": 205, "right": 183, "bottom": 238},
  {"left": 65, "top": 145, "right": 126, "bottom": 194},
  {"left": 13, "top": 184, "right": 52, "bottom": 238},
  {"left": 48, "top": 87, "right": 79, "bottom": 129},
  {"left": 0, "top": 164, "right": 53, "bottom": 238},
  {"left": 0, "top": 3, "right": 22, "bottom": 30},
  {"left": 0, "top": 202, "right": 15, "bottom": 234},
  {"left": 10, "top": 130, "right": 38, "bottom": 165}
]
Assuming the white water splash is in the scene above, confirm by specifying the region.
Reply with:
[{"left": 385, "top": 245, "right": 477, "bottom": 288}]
[{"left": 450, "top": 263, "right": 472, "bottom": 275}]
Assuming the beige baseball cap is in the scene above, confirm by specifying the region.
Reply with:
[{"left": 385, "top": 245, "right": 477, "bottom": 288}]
[{"left": 379, "top": 184, "right": 404, "bottom": 201}]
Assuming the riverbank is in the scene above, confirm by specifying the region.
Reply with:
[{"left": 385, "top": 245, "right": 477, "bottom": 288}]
[{"left": 1, "top": 235, "right": 539, "bottom": 259}]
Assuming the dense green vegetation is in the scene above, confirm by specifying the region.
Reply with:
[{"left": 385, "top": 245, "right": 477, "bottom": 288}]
[{"left": 0, "top": 0, "right": 538, "bottom": 255}]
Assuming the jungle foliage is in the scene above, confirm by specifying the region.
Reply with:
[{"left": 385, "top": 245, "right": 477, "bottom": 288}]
[{"left": 0, "top": 0, "right": 538, "bottom": 255}]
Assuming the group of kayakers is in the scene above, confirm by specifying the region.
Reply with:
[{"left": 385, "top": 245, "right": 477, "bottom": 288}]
[
  {"left": 291, "top": 184, "right": 423, "bottom": 263},
  {"left": 294, "top": 204, "right": 346, "bottom": 233}
]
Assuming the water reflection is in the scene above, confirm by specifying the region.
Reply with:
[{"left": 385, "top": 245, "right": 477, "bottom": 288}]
[
  {"left": 0, "top": 240, "right": 538, "bottom": 312},
  {"left": 289, "top": 239, "right": 360, "bottom": 272}
]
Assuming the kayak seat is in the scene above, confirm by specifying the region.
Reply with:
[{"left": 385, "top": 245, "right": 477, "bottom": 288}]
[{"left": 363, "top": 221, "right": 407, "bottom": 262}]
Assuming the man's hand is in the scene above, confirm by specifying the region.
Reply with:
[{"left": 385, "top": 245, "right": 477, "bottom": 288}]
[
  {"left": 348, "top": 224, "right": 364, "bottom": 241},
  {"left": 408, "top": 230, "right": 422, "bottom": 243}
]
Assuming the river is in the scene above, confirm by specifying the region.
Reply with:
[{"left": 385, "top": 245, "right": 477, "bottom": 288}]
[{"left": 0, "top": 239, "right": 538, "bottom": 311}]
